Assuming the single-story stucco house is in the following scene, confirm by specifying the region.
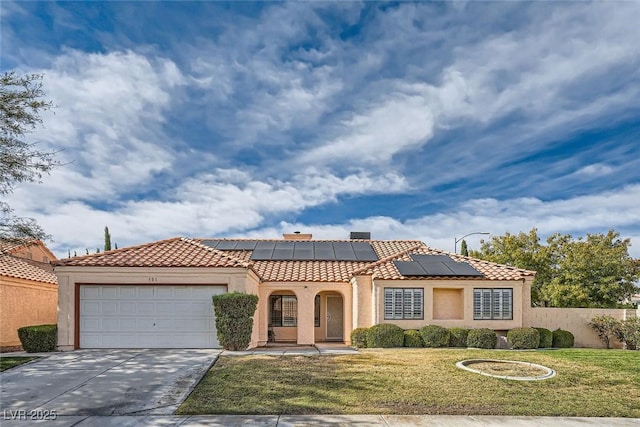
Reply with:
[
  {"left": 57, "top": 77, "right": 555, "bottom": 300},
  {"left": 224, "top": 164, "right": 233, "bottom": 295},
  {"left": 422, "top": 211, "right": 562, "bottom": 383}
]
[
  {"left": 1, "top": 240, "right": 58, "bottom": 348},
  {"left": 54, "top": 232, "right": 535, "bottom": 350}
]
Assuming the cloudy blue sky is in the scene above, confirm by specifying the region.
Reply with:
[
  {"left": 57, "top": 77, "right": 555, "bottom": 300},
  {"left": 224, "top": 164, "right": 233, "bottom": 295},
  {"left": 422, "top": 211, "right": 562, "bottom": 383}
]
[{"left": 2, "top": 1, "right": 640, "bottom": 258}]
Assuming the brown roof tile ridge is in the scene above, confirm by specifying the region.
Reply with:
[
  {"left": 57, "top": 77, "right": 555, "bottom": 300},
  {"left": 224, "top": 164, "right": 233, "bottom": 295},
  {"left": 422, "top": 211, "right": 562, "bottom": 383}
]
[
  {"left": 52, "top": 237, "right": 184, "bottom": 266},
  {"left": 351, "top": 242, "right": 428, "bottom": 276},
  {"left": 1, "top": 254, "right": 58, "bottom": 284},
  {"left": 181, "top": 238, "right": 253, "bottom": 268},
  {"left": 423, "top": 247, "right": 537, "bottom": 276}
]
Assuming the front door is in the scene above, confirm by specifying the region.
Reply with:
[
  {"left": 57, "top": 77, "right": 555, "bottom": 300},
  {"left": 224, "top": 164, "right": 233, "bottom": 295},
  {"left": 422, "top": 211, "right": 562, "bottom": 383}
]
[{"left": 326, "top": 295, "right": 343, "bottom": 340}]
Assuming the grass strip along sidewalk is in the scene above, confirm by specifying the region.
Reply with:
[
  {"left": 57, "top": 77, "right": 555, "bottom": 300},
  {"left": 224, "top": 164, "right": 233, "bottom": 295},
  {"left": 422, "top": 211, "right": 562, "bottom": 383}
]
[
  {"left": 0, "top": 356, "right": 38, "bottom": 372},
  {"left": 178, "top": 348, "right": 640, "bottom": 417}
]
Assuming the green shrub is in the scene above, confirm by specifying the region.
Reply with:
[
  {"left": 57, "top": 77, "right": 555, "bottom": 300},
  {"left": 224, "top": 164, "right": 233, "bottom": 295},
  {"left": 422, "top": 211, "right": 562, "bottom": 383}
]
[
  {"left": 616, "top": 318, "right": 640, "bottom": 350},
  {"left": 403, "top": 330, "right": 424, "bottom": 347},
  {"left": 534, "top": 327, "right": 553, "bottom": 348},
  {"left": 552, "top": 328, "right": 575, "bottom": 348},
  {"left": 589, "top": 315, "right": 621, "bottom": 349},
  {"left": 448, "top": 327, "right": 470, "bottom": 348},
  {"left": 212, "top": 292, "right": 259, "bottom": 351},
  {"left": 466, "top": 328, "right": 497, "bottom": 349},
  {"left": 351, "top": 327, "right": 369, "bottom": 348},
  {"left": 17, "top": 324, "right": 57, "bottom": 353},
  {"left": 507, "top": 327, "right": 540, "bottom": 349},
  {"left": 366, "top": 323, "right": 405, "bottom": 348},
  {"left": 419, "top": 325, "right": 450, "bottom": 348}
]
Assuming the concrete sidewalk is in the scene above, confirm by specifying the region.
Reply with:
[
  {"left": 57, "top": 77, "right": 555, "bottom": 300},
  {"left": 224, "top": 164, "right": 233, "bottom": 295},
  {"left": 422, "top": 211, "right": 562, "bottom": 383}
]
[
  {"left": 222, "top": 343, "right": 358, "bottom": 356},
  {"left": 0, "top": 414, "right": 638, "bottom": 426}
]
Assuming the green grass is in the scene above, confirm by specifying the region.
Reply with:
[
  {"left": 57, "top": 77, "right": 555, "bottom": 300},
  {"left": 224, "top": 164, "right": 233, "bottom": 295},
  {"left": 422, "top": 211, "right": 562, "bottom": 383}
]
[
  {"left": 177, "top": 348, "right": 640, "bottom": 416},
  {"left": 0, "top": 356, "right": 38, "bottom": 372}
]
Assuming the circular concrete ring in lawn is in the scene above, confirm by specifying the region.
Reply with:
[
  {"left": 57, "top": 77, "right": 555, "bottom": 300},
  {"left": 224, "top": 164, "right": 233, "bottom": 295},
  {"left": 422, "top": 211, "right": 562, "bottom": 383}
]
[{"left": 456, "top": 359, "right": 556, "bottom": 381}]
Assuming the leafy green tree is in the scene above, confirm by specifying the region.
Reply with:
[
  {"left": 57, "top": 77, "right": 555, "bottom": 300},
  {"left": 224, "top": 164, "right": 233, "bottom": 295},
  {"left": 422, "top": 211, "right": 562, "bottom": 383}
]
[
  {"left": 0, "top": 72, "right": 58, "bottom": 244},
  {"left": 460, "top": 240, "right": 469, "bottom": 256},
  {"left": 104, "top": 226, "right": 112, "bottom": 251},
  {"left": 471, "top": 228, "right": 638, "bottom": 308}
]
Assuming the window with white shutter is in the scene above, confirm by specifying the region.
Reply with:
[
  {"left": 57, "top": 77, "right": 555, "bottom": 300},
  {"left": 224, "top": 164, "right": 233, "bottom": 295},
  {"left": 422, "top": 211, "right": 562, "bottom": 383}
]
[
  {"left": 473, "top": 288, "right": 513, "bottom": 320},
  {"left": 384, "top": 288, "right": 424, "bottom": 320}
]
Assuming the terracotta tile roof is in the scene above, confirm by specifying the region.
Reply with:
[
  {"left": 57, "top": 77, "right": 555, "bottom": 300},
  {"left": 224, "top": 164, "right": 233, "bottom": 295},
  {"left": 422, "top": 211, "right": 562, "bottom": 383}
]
[
  {"left": 53, "top": 237, "right": 534, "bottom": 282},
  {"left": 1, "top": 254, "right": 57, "bottom": 284},
  {"left": 54, "top": 238, "right": 249, "bottom": 268}
]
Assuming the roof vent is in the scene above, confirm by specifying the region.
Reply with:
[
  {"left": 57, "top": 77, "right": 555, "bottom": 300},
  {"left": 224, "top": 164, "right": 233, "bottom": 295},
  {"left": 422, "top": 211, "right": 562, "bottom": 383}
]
[
  {"left": 282, "top": 233, "right": 313, "bottom": 240},
  {"left": 350, "top": 231, "right": 371, "bottom": 240}
]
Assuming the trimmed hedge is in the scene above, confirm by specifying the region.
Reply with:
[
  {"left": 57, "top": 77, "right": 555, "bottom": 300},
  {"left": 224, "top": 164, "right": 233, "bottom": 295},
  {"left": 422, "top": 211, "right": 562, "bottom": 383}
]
[
  {"left": 448, "top": 327, "right": 470, "bottom": 348},
  {"left": 534, "top": 327, "right": 553, "bottom": 348},
  {"left": 17, "top": 324, "right": 57, "bottom": 353},
  {"left": 419, "top": 325, "right": 450, "bottom": 348},
  {"left": 466, "top": 328, "right": 497, "bottom": 349},
  {"left": 351, "top": 327, "right": 369, "bottom": 348},
  {"left": 403, "top": 330, "right": 424, "bottom": 347},
  {"left": 507, "top": 327, "right": 540, "bottom": 349},
  {"left": 212, "top": 292, "right": 259, "bottom": 351},
  {"left": 552, "top": 328, "right": 575, "bottom": 348},
  {"left": 366, "top": 323, "right": 404, "bottom": 348}
]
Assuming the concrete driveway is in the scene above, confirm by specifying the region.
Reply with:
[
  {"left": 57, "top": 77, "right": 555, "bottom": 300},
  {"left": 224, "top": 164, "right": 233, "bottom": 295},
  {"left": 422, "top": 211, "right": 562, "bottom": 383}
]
[{"left": 0, "top": 349, "right": 220, "bottom": 418}]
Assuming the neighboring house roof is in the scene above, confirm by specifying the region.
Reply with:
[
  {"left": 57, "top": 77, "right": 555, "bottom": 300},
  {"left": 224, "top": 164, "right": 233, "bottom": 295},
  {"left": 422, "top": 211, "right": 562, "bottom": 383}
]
[
  {"left": 55, "top": 237, "right": 535, "bottom": 283},
  {"left": 0, "top": 254, "right": 57, "bottom": 284},
  {"left": 0, "top": 240, "right": 57, "bottom": 261}
]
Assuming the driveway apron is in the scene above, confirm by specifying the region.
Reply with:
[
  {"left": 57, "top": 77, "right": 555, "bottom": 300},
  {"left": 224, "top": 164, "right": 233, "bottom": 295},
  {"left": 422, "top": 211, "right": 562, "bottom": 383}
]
[{"left": 0, "top": 349, "right": 220, "bottom": 416}]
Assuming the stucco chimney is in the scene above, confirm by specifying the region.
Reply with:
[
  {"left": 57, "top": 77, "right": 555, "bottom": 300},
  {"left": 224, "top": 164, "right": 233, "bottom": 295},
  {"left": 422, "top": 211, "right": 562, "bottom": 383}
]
[{"left": 283, "top": 232, "right": 313, "bottom": 240}]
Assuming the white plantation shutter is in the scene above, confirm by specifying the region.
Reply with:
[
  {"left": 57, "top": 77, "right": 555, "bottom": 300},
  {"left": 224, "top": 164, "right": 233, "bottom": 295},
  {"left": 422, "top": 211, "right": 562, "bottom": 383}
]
[
  {"left": 384, "top": 288, "right": 424, "bottom": 319},
  {"left": 474, "top": 288, "right": 513, "bottom": 320}
]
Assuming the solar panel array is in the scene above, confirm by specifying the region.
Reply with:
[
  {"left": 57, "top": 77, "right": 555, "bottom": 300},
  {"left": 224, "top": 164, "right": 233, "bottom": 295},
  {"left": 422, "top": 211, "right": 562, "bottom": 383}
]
[
  {"left": 394, "top": 254, "right": 483, "bottom": 277},
  {"left": 201, "top": 240, "right": 379, "bottom": 261}
]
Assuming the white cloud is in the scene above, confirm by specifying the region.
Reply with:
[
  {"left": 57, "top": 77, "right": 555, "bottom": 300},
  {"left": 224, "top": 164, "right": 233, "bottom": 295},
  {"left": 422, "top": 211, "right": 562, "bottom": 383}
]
[{"left": 572, "top": 163, "right": 616, "bottom": 178}]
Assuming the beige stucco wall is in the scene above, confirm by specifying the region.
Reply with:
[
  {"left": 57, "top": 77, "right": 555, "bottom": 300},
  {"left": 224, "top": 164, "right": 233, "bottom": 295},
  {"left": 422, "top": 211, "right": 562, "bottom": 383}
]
[
  {"left": 11, "top": 244, "right": 55, "bottom": 264},
  {"left": 258, "top": 282, "right": 353, "bottom": 346},
  {"left": 372, "top": 279, "right": 527, "bottom": 330},
  {"left": 0, "top": 277, "right": 58, "bottom": 347},
  {"left": 55, "top": 266, "right": 255, "bottom": 350},
  {"left": 433, "top": 288, "right": 464, "bottom": 320},
  {"left": 524, "top": 307, "right": 636, "bottom": 348}
]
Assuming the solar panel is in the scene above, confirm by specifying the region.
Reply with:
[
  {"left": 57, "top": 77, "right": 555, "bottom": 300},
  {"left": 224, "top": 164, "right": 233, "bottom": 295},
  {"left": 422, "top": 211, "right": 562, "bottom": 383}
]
[
  {"left": 446, "top": 262, "right": 483, "bottom": 276},
  {"left": 394, "top": 254, "right": 485, "bottom": 277},
  {"left": 234, "top": 240, "right": 258, "bottom": 250},
  {"left": 394, "top": 261, "right": 427, "bottom": 276},
  {"left": 200, "top": 240, "right": 219, "bottom": 249},
  {"left": 251, "top": 249, "right": 274, "bottom": 260},
  {"left": 255, "top": 241, "right": 276, "bottom": 250},
  {"left": 418, "top": 261, "right": 457, "bottom": 276},
  {"left": 411, "top": 254, "right": 451, "bottom": 263},
  {"left": 215, "top": 240, "right": 238, "bottom": 250},
  {"left": 210, "top": 240, "right": 379, "bottom": 261}
]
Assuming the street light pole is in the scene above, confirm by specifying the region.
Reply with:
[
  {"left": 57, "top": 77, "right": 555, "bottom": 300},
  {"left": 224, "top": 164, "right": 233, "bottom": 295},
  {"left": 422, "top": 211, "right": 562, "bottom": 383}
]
[{"left": 454, "top": 232, "right": 490, "bottom": 254}]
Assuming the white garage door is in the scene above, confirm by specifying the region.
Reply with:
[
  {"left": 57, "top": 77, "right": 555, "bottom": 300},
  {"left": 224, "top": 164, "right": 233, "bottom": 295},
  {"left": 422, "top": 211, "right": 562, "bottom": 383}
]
[{"left": 80, "top": 285, "right": 226, "bottom": 348}]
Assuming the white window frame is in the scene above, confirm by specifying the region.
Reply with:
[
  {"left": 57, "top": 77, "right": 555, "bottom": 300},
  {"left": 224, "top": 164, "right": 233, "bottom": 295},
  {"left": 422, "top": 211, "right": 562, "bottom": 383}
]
[
  {"left": 473, "top": 288, "right": 513, "bottom": 320},
  {"left": 384, "top": 288, "right": 423, "bottom": 320}
]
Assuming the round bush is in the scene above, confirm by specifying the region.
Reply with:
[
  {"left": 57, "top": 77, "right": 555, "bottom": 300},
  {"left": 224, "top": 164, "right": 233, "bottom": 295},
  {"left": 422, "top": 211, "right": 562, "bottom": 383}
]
[
  {"left": 448, "top": 327, "right": 470, "bottom": 348},
  {"left": 366, "top": 323, "right": 405, "bottom": 348},
  {"left": 17, "top": 324, "right": 57, "bottom": 353},
  {"left": 350, "top": 327, "right": 369, "bottom": 348},
  {"left": 534, "top": 327, "right": 553, "bottom": 348},
  {"left": 507, "top": 327, "right": 540, "bottom": 349},
  {"left": 466, "top": 328, "right": 497, "bottom": 349},
  {"left": 403, "top": 330, "right": 424, "bottom": 347},
  {"left": 552, "top": 329, "right": 575, "bottom": 348},
  {"left": 419, "top": 325, "right": 450, "bottom": 348}
]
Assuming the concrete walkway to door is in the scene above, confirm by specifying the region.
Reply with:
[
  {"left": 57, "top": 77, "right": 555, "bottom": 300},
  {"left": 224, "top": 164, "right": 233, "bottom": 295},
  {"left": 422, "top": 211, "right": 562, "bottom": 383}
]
[{"left": 0, "top": 349, "right": 220, "bottom": 417}]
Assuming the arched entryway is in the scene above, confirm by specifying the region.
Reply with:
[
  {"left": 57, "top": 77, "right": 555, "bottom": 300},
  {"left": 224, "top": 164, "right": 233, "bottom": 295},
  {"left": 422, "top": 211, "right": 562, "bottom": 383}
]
[
  {"left": 267, "top": 290, "right": 298, "bottom": 343},
  {"left": 315, "top": 291, "right": 344, "bottom": 342}
]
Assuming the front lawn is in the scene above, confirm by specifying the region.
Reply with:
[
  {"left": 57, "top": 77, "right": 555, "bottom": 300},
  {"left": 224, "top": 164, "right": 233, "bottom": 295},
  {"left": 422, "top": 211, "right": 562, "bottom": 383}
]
[
  {"left": 0, "top": 356, "right": 38, "bottom": 372},
  {"left": 177, "top": 348, "right": 640, "bottom": 416}
]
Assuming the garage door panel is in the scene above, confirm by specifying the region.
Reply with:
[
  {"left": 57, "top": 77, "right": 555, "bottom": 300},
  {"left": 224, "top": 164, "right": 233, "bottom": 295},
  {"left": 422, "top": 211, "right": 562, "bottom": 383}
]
[{"left": 80, "top": 285, "right": 226, "bottom": 349}]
